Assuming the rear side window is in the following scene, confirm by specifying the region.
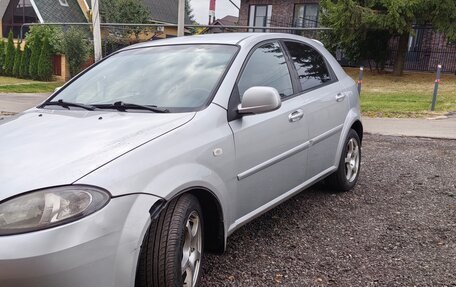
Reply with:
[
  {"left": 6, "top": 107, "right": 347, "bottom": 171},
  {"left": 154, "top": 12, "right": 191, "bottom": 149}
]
[
  {"left": 284, "top": 41, "right": 332, "bottom": 91},
  {"left": 238, "top": 42, "right": 293, "bottom": 99}
]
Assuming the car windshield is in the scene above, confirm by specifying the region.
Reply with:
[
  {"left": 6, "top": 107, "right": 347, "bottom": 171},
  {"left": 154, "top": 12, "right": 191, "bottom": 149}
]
[{"left": 51, "top": 44, "right": 238, "bottom": 112}]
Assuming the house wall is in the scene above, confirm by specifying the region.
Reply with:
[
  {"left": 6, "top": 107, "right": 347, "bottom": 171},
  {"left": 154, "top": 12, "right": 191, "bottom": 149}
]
[{"left": 239, "top": 0, "right": 319, "bottom": 27}]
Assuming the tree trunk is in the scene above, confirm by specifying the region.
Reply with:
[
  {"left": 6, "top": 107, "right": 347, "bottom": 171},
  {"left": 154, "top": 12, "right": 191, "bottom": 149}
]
[{"left": 393, "top": 32, "right": 410, "bottom": 76}]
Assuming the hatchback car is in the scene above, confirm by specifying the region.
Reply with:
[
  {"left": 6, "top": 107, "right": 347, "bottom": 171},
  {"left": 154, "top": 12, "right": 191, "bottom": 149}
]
[{"left": 0, "top": 33, "right": 362, "bottom": 287}]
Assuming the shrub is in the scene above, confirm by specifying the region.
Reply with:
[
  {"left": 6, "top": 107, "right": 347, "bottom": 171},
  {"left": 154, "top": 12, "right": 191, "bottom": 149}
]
[
  {"left": 19, "top": 43, "right": 31, "bottom": 78},
  {"left": 12, "top": 41, "right": 22, "bottom": 77},
  {"left": 63, "top": 27, "right": 89, "bottom": 77},
  {"left": 0, "top": 41, "right": 5, "bottom": 75},
  {"left": 25, "top": 25, "right": 63, "bottom": 55},
  {"left": 3, "top": 30, "right": 15, "bottom": 76},
  {"left": 37, "top": 37, "right": 53, "bottom": 81},
  {"left": 29, "top": 36, "right": 41, "bottom": 80}
]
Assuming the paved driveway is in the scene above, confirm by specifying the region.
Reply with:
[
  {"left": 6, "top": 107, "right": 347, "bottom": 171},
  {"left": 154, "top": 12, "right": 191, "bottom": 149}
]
[{"left": 201, "top": 134, "right": 456, "bottom": 286}]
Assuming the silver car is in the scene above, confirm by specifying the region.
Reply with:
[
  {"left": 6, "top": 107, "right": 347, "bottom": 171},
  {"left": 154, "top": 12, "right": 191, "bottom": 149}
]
[{"left": 0, "top": 33, "right": 362, "bottom": 287}]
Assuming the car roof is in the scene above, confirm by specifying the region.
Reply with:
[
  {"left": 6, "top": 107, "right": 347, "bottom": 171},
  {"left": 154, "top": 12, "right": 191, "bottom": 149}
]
[{"left": 124, "top": 33, "right": 314, "bottom": 49}]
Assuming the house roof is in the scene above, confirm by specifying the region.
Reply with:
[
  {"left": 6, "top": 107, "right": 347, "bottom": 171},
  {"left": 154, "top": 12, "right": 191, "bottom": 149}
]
[
  {"left": 33, "top": 0, "right": 87, "bottom": 23},
  {"left": 141, "top": 0, "right": 191, "bottom": 25},
  {"left": 213, "top": 15, "right": 238, "bottom": 26}
]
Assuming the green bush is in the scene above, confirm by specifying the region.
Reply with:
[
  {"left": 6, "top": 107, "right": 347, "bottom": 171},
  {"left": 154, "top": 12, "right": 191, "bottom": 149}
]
[
  {"left": 3, "top": 30, "right": 15, "bottom": 76},
  {"left": 63, "top": 27, "right": 89, "bottom": 77},
  {"left": 12, "top": 41, "right": 22, "bottom": 77},
  {"left": 37, "top": 37, "right": 53, "bottom": 81},
  {"left": 29, "top": 36, "right": 41, "bottom": 80},
  {"left": 0, "top": 41, "right": 5, "bottom": 75},
  {"left": 19, "top": 43, "right": 31, "bottom": 78},
  {"left": 25, "top": 25, "right": 63, "bottom": 55}
]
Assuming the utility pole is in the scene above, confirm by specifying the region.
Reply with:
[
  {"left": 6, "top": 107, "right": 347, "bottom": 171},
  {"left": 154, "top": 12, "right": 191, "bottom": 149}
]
[
  {"left": 91, "top": 0, "right": 102, "bottom": 62},
  {"left": 177, "top": 0, "right": 185, "bottom": 37}
]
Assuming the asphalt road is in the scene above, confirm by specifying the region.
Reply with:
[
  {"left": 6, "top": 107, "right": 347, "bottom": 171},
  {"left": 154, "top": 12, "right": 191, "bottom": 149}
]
[{"left": 200, "top": 134, "right": 456, "bottom": 286}]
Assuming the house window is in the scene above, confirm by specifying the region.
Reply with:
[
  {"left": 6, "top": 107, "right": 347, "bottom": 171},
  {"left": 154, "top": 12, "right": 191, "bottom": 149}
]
[
  {"left": 248, "top": 5, "right": 272, "bottom": 32},
  {"left": 294, "top": 4, "right": 319, "bottom": 28},
  {"left": 59, "top": 0, "right": 69, "bottom": 7},
  {"left": 2, "top": 0, "right": 39, "bottom": 38}
]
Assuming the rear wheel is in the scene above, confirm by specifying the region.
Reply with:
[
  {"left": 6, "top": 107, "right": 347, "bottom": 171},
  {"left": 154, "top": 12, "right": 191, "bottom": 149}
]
[
  {"left": 136, "top": 194, "right": 204, "bottom": 287},
  {"left": 327, "top": 129, "right": 361, "bottom": 192}
]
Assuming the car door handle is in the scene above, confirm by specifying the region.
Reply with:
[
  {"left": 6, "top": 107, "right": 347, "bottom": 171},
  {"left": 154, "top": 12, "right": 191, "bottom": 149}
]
[
  {"left": 336, "top": 93, "right": 346, "bottom": 102},
  {"left": 288, "top": 109, "right": 304, "bottom": 123}
]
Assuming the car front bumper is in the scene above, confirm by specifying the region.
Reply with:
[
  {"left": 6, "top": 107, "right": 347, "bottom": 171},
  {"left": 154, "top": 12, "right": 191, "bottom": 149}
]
[{"left": 0, "top": 194, "right": 161, "bottom": 287}]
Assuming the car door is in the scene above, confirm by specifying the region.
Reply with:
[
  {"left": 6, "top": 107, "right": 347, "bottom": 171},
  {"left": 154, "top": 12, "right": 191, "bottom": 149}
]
[
  {"left": 283, "top": 41, "right": 349, "bottom": 178},
  {"left": 228, "top": 41, "right": 310, "bottom": 220}
]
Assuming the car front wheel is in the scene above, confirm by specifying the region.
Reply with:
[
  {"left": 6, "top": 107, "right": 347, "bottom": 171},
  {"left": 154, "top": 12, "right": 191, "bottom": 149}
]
[
  {"left": 136, "top": 194, "right": 204, "bottom": 287},
  {"left": 328, "top": 129, "right": 361, "bottom": 192}
]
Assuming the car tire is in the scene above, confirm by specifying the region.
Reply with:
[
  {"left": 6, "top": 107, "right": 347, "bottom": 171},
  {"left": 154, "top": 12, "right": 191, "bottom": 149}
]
[
  {"left": 327, "top": 129, "right": 361, "bottom": 192},
  {"left": 136, "top": 194, "right": 204, "bottom": 287}
]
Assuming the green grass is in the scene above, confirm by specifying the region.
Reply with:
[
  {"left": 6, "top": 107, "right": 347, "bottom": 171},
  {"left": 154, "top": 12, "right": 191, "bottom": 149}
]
[
  {"left": 345, "top": 68, "right": 456, "bottom": 118},
  {"left": 0, "top": 76, "right": 63, "bottom": 93}
]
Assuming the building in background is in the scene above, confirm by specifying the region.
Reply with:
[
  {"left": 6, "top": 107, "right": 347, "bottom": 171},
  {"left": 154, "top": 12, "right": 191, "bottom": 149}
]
[
  {"left": 0, "top": 0, "right": 88, "bottom": 38},
  {"left": 239, "top": 0, "right": 320, "bottom": 31},
  {"left": 202, "top": 15, "right": 238, "bottom": 34},
  {"left": 238, "top": 0, "right": 455, "bottom": 73}
]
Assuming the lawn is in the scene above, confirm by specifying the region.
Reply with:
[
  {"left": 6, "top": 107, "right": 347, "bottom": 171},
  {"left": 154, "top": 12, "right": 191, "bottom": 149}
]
[
  {"left": 0, "top": 76, "right": 63, "bottom": 93},
  {"left": 345, "top": 68, "right": 456, "bottom": 118}
]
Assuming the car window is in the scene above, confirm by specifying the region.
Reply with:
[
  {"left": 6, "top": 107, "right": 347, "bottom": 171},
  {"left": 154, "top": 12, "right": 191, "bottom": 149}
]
[
  {"left": 238, "top": 42, "right": 293, "bottom": 99},
  {"left": 284, "top": 41, "right": 332, "bottom": 91},
  {"left": 51, "top": 45, "right": 238, "bottom": 111}
]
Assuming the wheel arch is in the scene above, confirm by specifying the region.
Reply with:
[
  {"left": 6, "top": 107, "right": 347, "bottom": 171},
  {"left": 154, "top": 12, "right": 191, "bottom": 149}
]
[
  {"left": 351, "top": 120, "right": 364, "bottom": 144},
  {"left": 187, "top": 187, "right": 226, "bottom": 254}
]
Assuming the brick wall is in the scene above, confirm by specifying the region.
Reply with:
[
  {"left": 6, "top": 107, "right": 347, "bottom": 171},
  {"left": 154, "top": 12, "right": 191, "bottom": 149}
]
[{"left": 239, "top": 0, "right": 320, "bottom": 27}]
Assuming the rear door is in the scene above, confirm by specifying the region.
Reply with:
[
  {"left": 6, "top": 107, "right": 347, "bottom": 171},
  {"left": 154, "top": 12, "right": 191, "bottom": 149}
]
[
  {"left": 228, "top": 41, "right": 310, "bottom": 219},
  {"left": 283, "top": 41, "right": 349, "bottom": 178}
]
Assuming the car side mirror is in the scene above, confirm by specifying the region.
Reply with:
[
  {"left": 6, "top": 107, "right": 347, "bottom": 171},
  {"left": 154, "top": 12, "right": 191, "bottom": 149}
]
[{"left": 238, "top": 87, "right": 282, "bottom": 115}]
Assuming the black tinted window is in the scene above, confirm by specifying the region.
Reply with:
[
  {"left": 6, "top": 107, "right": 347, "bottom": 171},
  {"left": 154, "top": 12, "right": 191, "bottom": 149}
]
[
  {"left": 238, "top": 42, "right": 293, "bottom": 98},
  {"left": 285, "top": 41, "right": 332, "bottom": 91}
]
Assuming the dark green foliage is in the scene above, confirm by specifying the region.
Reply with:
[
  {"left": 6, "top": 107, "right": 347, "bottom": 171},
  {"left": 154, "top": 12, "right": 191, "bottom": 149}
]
[
  {"left": 19, "top": 43, "right": 31, "bottom": 78},
  {"left": 25, "top": 25, "right": 63, "bottom": 55},
  {"left": 185, "top": 0, "right": 195, "bottom": 23},
  {"left": 29, "top": 36, "right": 42, "bottom": 80},
  {"left": 37, "top": 37, "right": 53, "bottom": 81},
  {"left": 12, "top": 42, "right": 22, "bottom": 77},
  {"left": 320, "top": 0, "right": 456, "bottom": 75},
  {"left": 26, "top": 25, "right": 63, "bottom": 80},
  {"left": 4, "top": 30, "right": 15, "bottom": 76},
  {"left": 63, "top": 27, "right": 89, "bottom": 77},
  {"left": 100, "top": 0, "right": 151, "bottom": 39},
  {"left": 0, "top": 41, "right": 5, "bottom": 75}
]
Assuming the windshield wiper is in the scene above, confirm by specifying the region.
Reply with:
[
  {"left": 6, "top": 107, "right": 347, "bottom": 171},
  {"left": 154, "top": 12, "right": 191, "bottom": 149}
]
[
  {"left": 94, "top": 101, "right": 170, "bottom": 113},
  {"left": 40, "top": 99, "right": 97, "bottom": 111}
]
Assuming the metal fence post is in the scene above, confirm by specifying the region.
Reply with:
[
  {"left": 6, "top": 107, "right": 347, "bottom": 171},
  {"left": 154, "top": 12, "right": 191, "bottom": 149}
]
[
  {"left": 431, "top": 64, "right": 442, "bottom": 111},
  {"left": 357, "top": 66, "right": 364, "bottom": 95}
]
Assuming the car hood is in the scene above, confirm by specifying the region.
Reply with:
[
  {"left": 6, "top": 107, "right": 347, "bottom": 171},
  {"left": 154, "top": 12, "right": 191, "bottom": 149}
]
[{"left": 0, "top": 109, "right": 195, "bottom": 201}]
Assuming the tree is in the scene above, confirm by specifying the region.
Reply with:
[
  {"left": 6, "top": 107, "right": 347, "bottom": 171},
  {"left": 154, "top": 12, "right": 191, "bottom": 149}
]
[
  {"left": 185, "top": 0, "right": 195, "bottom": 23},
  {"left": 0, "top": 41, "right": 6, "bottom": 75},
  {"left": 100, "top": 0, "right": 150, "bottom": 40},
  {"left": 321, "top": 0, "right": 456, "bottom": 76},
  {"left": 37, "top": 37, "right": 53, "bottom": 81},
  {"left": 29, "top": 36, "right": 41, "bottom": 80},
  {"left": 12, "top": 41, "right": 22, "bottom": 77},
  {"left": 63, "top": 27, "right": 89, "bottom": 77},
  {"left": 19, "top": 43, "right": 31, "bottom": 78},
  {"left": 3, "top": 30, "right": 15, "bottom": 76}
]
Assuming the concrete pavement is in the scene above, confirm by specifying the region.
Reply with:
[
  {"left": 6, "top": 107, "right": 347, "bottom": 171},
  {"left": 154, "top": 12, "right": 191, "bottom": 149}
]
[
  {"left": 0, "top": 93, "right": 455, "bottom": 139},
  {"left": 0, "top": 93, "right": 50, "bottom": 114},
  {"left": 363, "top": 117, "right": 456, "bottom": 140}
]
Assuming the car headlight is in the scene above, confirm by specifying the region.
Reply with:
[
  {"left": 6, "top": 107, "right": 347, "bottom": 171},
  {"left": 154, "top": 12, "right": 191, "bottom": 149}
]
[{"left": 0, "top": 185, "right": 110, "bottom": 236}]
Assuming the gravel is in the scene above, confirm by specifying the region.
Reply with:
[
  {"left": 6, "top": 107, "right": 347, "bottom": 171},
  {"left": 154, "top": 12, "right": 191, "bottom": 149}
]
[{"left": 200, "top": 134, "right": 456, "bottom": 287}]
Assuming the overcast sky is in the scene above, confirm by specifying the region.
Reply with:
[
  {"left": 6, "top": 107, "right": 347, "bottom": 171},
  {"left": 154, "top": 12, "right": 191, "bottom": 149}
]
[{"left": 190, "top": 0, "right": 241, "bottom": 24}]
